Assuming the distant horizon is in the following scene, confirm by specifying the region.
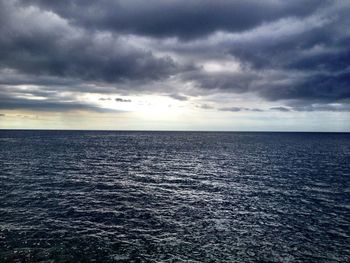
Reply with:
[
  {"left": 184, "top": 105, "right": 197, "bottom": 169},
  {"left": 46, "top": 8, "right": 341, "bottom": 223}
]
[{"left": 1, "top": 129, "right": 349, "bottom": 133}]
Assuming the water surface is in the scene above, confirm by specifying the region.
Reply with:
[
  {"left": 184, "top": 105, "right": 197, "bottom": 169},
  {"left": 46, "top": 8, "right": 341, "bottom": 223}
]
[{"left": 0, "top": 131, "right": 349, "bottom": 262}]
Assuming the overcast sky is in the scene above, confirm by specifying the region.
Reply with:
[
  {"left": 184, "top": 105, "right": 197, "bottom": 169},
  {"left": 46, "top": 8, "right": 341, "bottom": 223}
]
[{"left": 0, "top": 0, "right": 349, "bottom": 131}]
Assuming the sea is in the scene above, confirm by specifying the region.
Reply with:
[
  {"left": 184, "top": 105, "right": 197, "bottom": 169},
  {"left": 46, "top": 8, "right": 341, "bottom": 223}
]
[{"left": 0, "top": 131, "right": 349, "bottom": 262}]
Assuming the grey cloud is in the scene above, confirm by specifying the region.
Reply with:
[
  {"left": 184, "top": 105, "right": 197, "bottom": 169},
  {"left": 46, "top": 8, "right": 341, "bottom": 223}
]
[
  {"left": 250, "top": 108, "right": 264, "bottom": 112},
  {"left": 270, "top": 107, "right": 291, "bottom": 112},
  {"left": 197, "top": 104, "right": 214, "bottom": 110},
  {"left": 0, "top": 0, "right": 349, "bottom": 113},
  {"left": 223, "top": 5, "right": 350, "bottom": 103},
  {"left": 0, "top": 85, "right": 61, "bottom": 99},
  {"left": 291, "top": 103, "right": 350, "bottom": 112},
  {"left": 99, "top": 98, "right": 112, "bottom": 101},
  {"left": 256, "top": 70, "right": 350, "bottom": 102},
  {"left": 115, "top": 98, "right": 131, "bottom": 102},
  {"left": 169, "top": 94, "right": 188, "bottom": 101},
  {"left": 0, "top": 91, "right": 117, "bottom": 113},
  {"left": 18, "top": 0, "right": 324, "bottom": 39},
  {"left": 185, "top": 70, "right": 258, "bottom": 93},
  {"left": 168, "top": 2, "right": 350, "bottom": 107},
  {"left": 0, "top": 98, "right": 111, "bottom": 112},
  {"left": 0, "top": 1, "right": 181, "bottom": 85},
  {"left": 0, "top": 71, "right": 82, "bottom": 88},
  {"left": 219, "top": 107, "right": 243, "bottom": 112},
  {"left": 188, "top": 59, "right": 350, "bottom": 105},
  {"left": 218, "top": 107, "right": 265, "bottom": 112},
  {"left": 269, "top": 104, "right": 350, "bottom": 112},
  {"left": 0, "top": 71, "right": 127, "bottom": 95}
]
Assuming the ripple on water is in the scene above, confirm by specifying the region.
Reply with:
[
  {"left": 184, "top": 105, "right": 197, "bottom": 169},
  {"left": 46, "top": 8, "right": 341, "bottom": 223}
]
[{"left": 0, "top": 131, "right": 349, "bottom": 262}]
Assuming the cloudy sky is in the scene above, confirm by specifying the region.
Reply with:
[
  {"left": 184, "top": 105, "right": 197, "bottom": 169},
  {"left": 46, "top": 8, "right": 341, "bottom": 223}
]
[{"left": 0, "top": 0, "right": 349, "bottom": 131}]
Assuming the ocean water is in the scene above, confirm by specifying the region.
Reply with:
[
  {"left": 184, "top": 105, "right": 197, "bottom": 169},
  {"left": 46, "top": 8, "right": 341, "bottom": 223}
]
[{"left": 0, "top": 131, "right": 349, "bottom": 263}]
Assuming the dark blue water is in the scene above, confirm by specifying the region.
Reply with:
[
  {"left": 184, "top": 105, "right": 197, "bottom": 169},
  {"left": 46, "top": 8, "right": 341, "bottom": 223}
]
[{"left": 0, "top": 131, "right": 349, "bottom": 262}]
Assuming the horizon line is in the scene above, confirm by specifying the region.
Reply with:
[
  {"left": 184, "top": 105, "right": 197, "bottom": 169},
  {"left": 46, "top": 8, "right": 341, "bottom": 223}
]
[{"left": 0, "top": 129, "right": 349, "bottom": 133}]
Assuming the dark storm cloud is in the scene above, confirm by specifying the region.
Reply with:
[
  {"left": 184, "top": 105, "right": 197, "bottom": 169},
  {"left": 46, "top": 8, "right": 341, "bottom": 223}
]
[
  {"left": 0, "top": 1, "right": 181, "bottom": 85},
  {"left": 0, "top": 95, "right": 115, "bottom": 112},
  {"left": 260, "top": 72, "right": 350, "bottom": 102},
  {"left": 226, "top": 17, "right": 350, "bottom": 73},
  {"left": 0, "top": 88, "right": 116, "bottom": 112},
  {"left": 0, "top": 30, "right": 178, "bottom": 84},
  {"left": 0, "top": 72, "right": 81, "bottom": 88},
  {"left": 0, "top": 0, "right": 349, "bottom": 113},
  {"left": 183, "top": 70, "right": 258, "bottom": 94},
  {"left": 18, "top": 0, "right": 324, "bottom": 39},
  {"left": 221, "top": 4, "right": 350, "bottom": 103},
  {"left": 164, "top": 1, "right": 350, "bottom": 106},
  {"left": 0, "top": 71, "right": 132, "bottom": 95}
]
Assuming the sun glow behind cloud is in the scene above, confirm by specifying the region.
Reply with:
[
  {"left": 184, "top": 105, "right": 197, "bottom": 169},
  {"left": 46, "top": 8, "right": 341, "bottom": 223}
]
[{"left": 86, "top": 93, "right": 188, "bottom": 121}]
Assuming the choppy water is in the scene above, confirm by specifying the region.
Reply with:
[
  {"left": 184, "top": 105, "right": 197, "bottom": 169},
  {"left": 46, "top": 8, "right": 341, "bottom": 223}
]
[{"left": 0, "top": 131, "right": 349, "bottom": 262}]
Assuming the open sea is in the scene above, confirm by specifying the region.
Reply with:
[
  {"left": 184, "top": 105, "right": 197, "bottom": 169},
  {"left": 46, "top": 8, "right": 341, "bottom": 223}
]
[{"left": 0, "top": 131, "right": 349, "bottom": 262}]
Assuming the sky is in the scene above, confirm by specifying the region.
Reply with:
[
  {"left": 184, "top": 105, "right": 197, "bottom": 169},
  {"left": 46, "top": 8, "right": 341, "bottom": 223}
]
[{"left": 0, "top": 0, "right": 349, "bottom": 131}]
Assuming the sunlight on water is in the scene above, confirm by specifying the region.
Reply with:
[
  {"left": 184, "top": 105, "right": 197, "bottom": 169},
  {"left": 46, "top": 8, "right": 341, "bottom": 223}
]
[{"left": 0, "top": 131, "right": 349, "bottom": 262}]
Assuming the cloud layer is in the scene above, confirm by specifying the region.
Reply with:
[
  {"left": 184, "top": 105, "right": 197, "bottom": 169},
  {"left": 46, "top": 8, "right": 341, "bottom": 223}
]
[{"left": 0, "top": 0, "right": 349, "bottom": 113}]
